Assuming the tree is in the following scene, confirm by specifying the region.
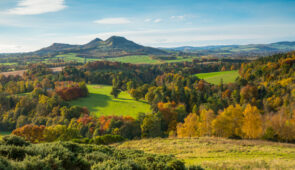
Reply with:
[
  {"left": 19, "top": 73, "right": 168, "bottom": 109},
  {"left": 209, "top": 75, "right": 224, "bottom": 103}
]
[
  {"left": 12, "top": 124, "right": 45, "bottom": 143},
  {"left": 242, "top": 104, "right": 263, "bottom": 139},
  {"left": 111, "top": 87, "right": 120, "bottom": 98},
  {"left": 177, "top": 113, "right": 199, "bottom": 138},
  {"left": 212, "top": 104, "right": 243, "bottom": 138},
  {"left": 130, "top": 89, "right": 141, "bottom": 101},
  {"left": 141, "top": 113, "right": 162, "bottom": 138},
  {"left": 198, "top": 109, "right": 215, "bottom": 136}
]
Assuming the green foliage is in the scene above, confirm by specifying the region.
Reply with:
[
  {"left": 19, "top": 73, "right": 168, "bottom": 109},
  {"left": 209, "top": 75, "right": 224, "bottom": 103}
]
[
  {"left": 1, "top": 135, "right": 29, "bottom": 147},
  {"left": 92, "top": 135, "right": 125, "bottom": 145},
  {"left": 0, "top": 141, "right": 182, "bottom": 170}
]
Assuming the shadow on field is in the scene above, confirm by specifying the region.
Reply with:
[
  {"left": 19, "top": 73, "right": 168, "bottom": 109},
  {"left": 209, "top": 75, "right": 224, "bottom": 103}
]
[{"left": 86, "top": 93, "right": 131, "bottom": 112}]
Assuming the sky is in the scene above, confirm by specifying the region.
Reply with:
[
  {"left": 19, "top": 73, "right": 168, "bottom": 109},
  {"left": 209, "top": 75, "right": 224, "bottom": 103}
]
[{"left": 0, "top": 0, "right": 295, "bottom": 53}]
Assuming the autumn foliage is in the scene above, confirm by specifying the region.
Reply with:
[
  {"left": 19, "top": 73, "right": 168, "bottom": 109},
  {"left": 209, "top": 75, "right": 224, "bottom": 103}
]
[{"left": 55, "top": 81, "right": 88, "bottom": 101}]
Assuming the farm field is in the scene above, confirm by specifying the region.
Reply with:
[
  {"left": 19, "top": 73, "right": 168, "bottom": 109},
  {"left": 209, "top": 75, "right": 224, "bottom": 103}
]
[
  {"left": 195, "top": 70, "right": 239, "bottom": 85},
  {"left": 52, "top": 53, "right": 102, "bottom": 63},
  {"left": 0, "top": 67, "right": 63, "bottom": 76},
  {"left": 69, "top": 84, "right": 150, "bottom": 117},
  {"left": 104, "top": 55, "right": 161, "bottom": 64},
  {"left": 116, "top": 137, "right": 295, "bottom": 169}
]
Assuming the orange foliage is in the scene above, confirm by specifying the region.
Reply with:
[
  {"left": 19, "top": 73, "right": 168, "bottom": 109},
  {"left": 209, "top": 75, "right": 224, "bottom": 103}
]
[{"left": 12, "top": 124, "right": 45, "bottom": 143}]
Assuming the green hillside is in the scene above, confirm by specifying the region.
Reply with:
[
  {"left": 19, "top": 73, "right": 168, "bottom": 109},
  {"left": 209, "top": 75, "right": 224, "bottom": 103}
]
[
  {"left": 69, "top": 85, "right": 151, "bottom": 117},
  {"left": 195, "top": 70, "right": 239, "bottom": 84}
]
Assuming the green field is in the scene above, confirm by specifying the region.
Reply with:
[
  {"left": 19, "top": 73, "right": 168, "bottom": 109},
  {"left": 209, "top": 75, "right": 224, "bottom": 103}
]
[
  {"left": 105, "top": 55, "right": 161, "bottom": 64},
  {"left": 50, "top": 53, "right": 200, "bottom": 64},
  {"left": 116, "top": 137, "right": 295, "bottom": 169},
  {"left": 52, "top": 53, "right": 102, "bottom": 63},
  {"left": 69, "top": 85, "right": 150, "bottom": 117},
  {"left": 195, "top": 70, "right": 239, "bottom": 85}
]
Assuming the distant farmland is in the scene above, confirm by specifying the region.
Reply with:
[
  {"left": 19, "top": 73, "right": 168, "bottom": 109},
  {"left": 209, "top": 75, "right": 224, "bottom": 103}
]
[
  {"left": 0, "top": 67, "right": 63, "bottom": 77},
  {"left": 195, "top": 70, "right": 239, "bottom": 85}
]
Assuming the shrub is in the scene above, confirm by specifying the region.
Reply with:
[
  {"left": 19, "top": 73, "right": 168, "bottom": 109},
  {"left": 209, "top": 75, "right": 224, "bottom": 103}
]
[
  {"left": 1, "top": 135, "right": 30, "bottom": 147},
  {"left": 92, "top": 135, "right": 125, "bottom": 145}
]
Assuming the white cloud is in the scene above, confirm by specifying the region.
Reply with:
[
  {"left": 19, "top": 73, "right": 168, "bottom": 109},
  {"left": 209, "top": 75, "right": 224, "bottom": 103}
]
[
  {"left": 170, "top": 15, "right": 185, "bottom": 21},
  {"left": 94, "top": 18, "right": 131, "bottom": 24},
  {"left": 154, "top": 18, "right": 162, "bottom": 23},
  {"left": 144, "top": 18, "right": 151, "bottom": 22},
  {"left": 6, "top": 0, "right": 66, "bottom": 15}
]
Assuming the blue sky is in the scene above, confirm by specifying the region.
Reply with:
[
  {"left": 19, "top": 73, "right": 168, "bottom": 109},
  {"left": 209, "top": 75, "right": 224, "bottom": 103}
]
[{"left": 0, "top": 0, "right": 295, "bottom": 53}]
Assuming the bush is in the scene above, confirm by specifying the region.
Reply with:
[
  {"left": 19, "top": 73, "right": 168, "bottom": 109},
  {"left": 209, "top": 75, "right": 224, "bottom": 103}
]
[
  {"left": 1, "top": 135, "right": 30, "bottom": 147},
  {"left": 0, "top": 141, "right": 182, "bottom": 170},
  {"left": 92, "top": 135, "right": 126, "bottom": 145},
  {"left": 167, "top": 160, "right": 185, "bottom": 170}
]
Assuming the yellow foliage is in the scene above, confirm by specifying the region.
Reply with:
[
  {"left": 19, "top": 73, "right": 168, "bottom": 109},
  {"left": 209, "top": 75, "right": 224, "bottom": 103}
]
[
  {"left": 212, "top": 104, "right": 243, "bottom": 137},
  {"left": 198, "top": 109, "right": 215, "bottom": 136},
  {"left": 278, "top": 78, "right": 294, "bottom": 87},
  {"left": 177, "top": 113, "right": 199, "bottom": 138},
  {"left": 242, "top": 104, "right": 263, "bottom": 139}
]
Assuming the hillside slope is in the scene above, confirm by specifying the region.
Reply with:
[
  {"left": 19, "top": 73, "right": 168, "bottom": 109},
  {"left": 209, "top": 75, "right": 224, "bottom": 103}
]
[
  {"left": 116, "top": 137, "right": 295, "bottom": 169},
  {"left": 34, "top": 36, "right": 167, "bottom": 57}
]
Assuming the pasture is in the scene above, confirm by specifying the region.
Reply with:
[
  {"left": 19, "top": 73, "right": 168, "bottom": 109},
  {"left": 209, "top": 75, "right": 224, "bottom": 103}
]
[
  {"left": 195, "top": 70, "right": 239, "bottom": 85},
  {"left": 104, "top": 55, "right": 161, "bottom": 64},
  {"left": 116, "top": 137, "right": 295, "bottom": 169},
  {"left": 69, "top": 85, "right": 150, "bottom": 117}
]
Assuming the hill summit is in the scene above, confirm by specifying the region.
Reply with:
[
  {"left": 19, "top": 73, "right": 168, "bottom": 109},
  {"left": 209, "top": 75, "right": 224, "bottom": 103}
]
[{"left": 34, "top": 36, "right": 167, "bottom": 57}]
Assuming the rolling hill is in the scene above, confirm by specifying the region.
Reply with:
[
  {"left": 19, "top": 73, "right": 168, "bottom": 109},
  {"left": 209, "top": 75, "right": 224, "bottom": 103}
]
[
  {"left": 33, "top": 36, "right": 167, "bottom": 58},
  {"left": 165, "top": 41, "right": 295, "bottom": 57}
]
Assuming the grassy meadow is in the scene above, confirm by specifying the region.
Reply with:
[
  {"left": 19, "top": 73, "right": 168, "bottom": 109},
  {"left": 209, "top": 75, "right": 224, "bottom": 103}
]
[
  {"left": 69, "top": 84, "right": 150, "bottom": 117},
  {"left": 116, "top": 137, "right": 295, "bottom": 169},
  {"left": 53, "top": 53, "right": 102, "bottom": 63},
  {"left": 195, "top": 70, "right": 239, "bottom": 85}
]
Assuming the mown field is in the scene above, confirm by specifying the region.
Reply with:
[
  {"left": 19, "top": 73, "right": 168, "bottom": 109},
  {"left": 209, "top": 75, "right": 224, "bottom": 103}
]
[
  {"left": 104, "top": 55, "right": 198, "bottom": 64},
  {"left": 105, "top": 55, "right": 161, "bottom": 64},
  {"left": 116, "top": 137, "right": 295, "bottom": 169},
  {"left": 49, "top": 53, "right": 199, "bottom": 64},
  {"left": 195, "top": 70, "right": 239, "bottom": 85},
  {"left": 52, "top": 53, "right": 101, "bottom": 63},
  {"left": 69, "top": 84, "right": 150, "bottom": 117}
]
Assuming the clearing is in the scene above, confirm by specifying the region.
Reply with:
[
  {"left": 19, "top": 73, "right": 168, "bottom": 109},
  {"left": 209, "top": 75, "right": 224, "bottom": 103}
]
[
  {"left": 69, "top": 84, "right": 151, "bottom": 117},
  {"left": 195, "top": 70, "right": 239, "bottom": 85}
]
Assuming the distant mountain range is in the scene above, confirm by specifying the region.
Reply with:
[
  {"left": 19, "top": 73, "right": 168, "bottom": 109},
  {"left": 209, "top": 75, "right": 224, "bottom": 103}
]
[
  {"left": 163, "top": 41, "right": 295, "bottom": 57},
  {"left": 33, "top": 36, "right": 167, "bottom": 58},
  {"left": 1, "top": 37, "right": 295, "bottom": 59}
]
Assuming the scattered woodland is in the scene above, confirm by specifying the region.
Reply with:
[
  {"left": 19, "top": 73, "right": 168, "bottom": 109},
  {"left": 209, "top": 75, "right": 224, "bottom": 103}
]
[{"left": 0, "top": 49, "right": 294, "bottom": 169}]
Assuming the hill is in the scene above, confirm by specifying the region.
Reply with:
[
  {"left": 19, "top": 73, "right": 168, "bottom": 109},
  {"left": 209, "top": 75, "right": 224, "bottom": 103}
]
[
  {"left": 166, "top": 41, "right": 295, "bottom": 58},
  {"left": 115, "top": 137, "right": 295, "bottom": 169},
  {"left": 33, "top": 36, "right": 167, "bottom": 57}
]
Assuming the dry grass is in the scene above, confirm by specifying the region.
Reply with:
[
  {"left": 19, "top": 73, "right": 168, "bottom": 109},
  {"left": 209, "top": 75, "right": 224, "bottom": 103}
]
[{"left": 115, "top": 137, "right": 295, "bottom": 169}]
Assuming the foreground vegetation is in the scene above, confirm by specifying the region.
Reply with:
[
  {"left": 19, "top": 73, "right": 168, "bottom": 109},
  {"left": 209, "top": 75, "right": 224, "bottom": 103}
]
[
  {"left": 0, "top": 135, "right": 186, "bottom": 170},
  {"left": 69, "top": 85, "right": 150, "bottom": 117},
  {"left": 116, "top": 137, "right": 295, "bottom": 169}
]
